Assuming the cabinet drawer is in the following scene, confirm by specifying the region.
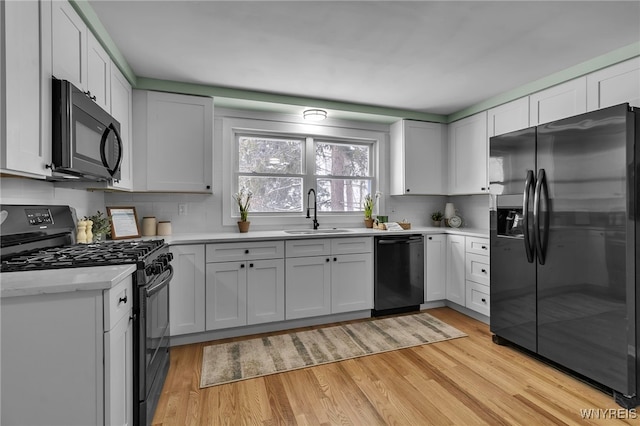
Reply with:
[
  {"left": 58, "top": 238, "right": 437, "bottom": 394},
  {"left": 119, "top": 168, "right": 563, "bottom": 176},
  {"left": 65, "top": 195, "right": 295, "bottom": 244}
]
[
  {"left": 206, "top": 241, "right": 284, "bottom": 262},
  {"left": 285, "top": 239, "right": 331, "bottom": 257},
  {"left": 465, "top": 237, "right": 490, "bottom": 256},
  {"left": 104, "top": 275, "right": 133, "bottom": 331},
  {"left": 331, "top": 237, "right": 372, "bottom": 255},
  {"left": 465, "top": 253, "right": 490, "bottom": 285},
  {"left": 465, "top": 281, "right": 490, "bottom": 316}
]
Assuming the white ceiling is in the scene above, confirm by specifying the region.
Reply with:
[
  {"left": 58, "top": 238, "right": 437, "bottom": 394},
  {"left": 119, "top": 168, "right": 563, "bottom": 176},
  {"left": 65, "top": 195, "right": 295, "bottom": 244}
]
[{"left": 90, "top": 0, "right": 639, "bottom": 118}]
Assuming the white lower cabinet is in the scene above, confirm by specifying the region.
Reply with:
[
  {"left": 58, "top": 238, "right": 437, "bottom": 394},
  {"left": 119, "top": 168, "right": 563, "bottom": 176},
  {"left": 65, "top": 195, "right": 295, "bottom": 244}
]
[
  {"left": 331, "top": 253, "right": 373, "bottom": 313},
  {"left": 1, "top": 275, "right": 133, "bottom": 426},
  {"left": 205, "top": 241, "right": 285, "bottom": 330},
  {"left": 206, "top": 261, "right": 248, "bottom": 329},
  {"left": 170, "top": 244, "right": 206, "bottom": 336},
  {"left": 445, "top": 234, "right": 466, "bottom": 305},
  {"left": 285, "top": 237, "right": 373, "bottom": 320},
  {"left": 425, "top": 234, "right": 447, "bottom": 301},
  {"left": 247, "top": 259, "right": 285, "bottom": 325},
  {"left": 464, "top": 237, "right": 490, "bottom": 316},
  {"left": 285, "top": 255, "right": 332, "bottom": 319}
]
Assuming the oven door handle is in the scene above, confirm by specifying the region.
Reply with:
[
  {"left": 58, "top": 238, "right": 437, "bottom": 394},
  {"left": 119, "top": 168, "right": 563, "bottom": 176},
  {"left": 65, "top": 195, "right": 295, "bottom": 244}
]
[{"left": 146, "top": 265, "right": 173, "bottom": 297}]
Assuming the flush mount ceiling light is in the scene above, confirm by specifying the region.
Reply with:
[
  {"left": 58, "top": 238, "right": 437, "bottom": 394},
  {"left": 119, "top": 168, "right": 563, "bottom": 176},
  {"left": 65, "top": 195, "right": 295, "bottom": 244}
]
[{"left": 303, "top": 109, "right": 327, "bottom": 121}]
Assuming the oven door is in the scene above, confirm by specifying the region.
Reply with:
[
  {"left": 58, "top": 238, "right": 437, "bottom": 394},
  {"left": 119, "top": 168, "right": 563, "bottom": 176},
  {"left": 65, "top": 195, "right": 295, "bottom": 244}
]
[{"left": 139, "top": 264, "right": 172, "bottom": 422}]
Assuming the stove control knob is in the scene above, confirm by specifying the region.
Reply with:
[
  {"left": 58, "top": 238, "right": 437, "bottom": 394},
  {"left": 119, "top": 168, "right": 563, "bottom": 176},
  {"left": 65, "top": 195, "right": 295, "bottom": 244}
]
[{"left": 146, "top": 263, "right": 162, "bottom": 276}]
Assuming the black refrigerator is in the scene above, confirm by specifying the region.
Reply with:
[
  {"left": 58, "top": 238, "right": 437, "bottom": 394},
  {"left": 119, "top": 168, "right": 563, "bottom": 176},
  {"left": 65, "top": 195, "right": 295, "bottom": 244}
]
[{"left": 489, "top": 103, "right": 639, "bottom": 407}]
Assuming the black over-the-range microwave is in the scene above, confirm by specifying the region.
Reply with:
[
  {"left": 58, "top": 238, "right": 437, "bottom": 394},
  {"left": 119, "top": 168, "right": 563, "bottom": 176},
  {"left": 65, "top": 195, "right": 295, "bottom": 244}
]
[{"left": 51, "top": 78, "right": 122, "bottom": 181}]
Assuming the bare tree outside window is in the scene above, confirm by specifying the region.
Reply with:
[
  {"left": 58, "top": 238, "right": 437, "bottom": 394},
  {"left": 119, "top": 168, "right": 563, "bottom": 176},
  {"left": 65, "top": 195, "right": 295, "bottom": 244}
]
[{"left": 236, "top": 135, "right": 373, "bottom": 215}]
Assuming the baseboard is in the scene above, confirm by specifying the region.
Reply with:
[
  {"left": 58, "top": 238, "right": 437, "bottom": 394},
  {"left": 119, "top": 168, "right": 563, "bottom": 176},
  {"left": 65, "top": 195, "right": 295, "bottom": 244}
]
[
  {"left": 444, "top": 300, "right": 490, "bottom": 325},
  {"left": 169, "top": 310, "right": 372, "bottom": 347}
]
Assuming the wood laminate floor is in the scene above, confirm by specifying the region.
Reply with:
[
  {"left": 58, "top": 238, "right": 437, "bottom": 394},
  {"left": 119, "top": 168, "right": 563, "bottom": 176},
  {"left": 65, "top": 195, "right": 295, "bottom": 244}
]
[{"left": 152, "top": 308, "right": 637, "bottom": 425}]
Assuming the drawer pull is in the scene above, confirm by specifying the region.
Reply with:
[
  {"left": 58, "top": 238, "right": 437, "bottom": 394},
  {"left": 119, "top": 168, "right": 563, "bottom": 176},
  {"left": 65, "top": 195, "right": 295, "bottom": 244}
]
[
  {"left": 249, "top": 263, "right": 254, "bottom": 268},
  {"left": 240, "top": 264, "right": 245, "bottom": 269},
  {"left": 245, "top": 249, "right": 249, "bottom": 254},
  {"left": 481, "top": 298, "right": 486, "bottom": 303},
  {"left": 481, "top": 268, "right": 487, "bottom": 273},
  {"left": 118, "top": 295, "right": 128, "bottom": 305},
  {"left": 326, "top": 258, "right": 330, "bottom": 262},
  {"left": 481, "top": 245, "right": 487, "bottom": 250}
]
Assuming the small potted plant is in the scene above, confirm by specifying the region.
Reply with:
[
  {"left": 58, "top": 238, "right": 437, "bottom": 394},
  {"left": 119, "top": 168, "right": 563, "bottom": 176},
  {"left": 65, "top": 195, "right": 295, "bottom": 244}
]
[
  {"left": 234, "top": 188, "right": 252, "bottom": 233},
  {"left": 431, "top": 211, "right": 444, "bottom": 227},
  {"left": 363, "top": 192, "right": 381, "bottom": 228},
  {"left": 84, "top": 210, "right": 111, "bottom": 241}
]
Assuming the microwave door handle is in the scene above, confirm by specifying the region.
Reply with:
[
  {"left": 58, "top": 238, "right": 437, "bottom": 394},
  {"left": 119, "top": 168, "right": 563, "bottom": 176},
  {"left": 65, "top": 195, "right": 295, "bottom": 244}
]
[
  {"left": 110, "top": 123, "right": 123, "bottom": 177},
  {"left": 99, "top": 123, "right": 123, "bottom": 177}
]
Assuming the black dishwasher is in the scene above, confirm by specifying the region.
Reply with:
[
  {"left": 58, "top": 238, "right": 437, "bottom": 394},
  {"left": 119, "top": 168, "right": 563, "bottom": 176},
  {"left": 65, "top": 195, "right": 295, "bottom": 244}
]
[{"left": 373, "top": 234, "right": 424, "bottom": 316}]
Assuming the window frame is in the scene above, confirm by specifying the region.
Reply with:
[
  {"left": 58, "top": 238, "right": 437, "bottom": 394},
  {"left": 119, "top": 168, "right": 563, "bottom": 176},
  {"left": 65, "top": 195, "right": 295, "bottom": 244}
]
[{"left": 222, "top": 116, "right": 383, "bottom": 228}]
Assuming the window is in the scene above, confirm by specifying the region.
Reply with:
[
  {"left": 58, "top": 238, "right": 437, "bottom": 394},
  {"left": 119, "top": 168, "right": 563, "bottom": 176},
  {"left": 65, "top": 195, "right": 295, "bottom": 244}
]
[{"left": 235, "top": 134, "right": 373, "bottom": 215}]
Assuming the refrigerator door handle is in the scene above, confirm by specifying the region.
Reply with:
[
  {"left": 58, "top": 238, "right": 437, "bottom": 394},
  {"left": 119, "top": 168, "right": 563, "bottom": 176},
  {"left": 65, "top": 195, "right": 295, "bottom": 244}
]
[
  {"left": 533, "top": 168, "right": 549, "bottom": 265},
  {"left": 523, "top": 170, "right": 535, "bottom": 263}
]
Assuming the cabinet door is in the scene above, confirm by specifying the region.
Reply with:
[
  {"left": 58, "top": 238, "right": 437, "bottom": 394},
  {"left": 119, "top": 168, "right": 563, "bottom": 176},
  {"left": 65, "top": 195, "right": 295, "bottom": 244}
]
[
  {"left": 448, "top": 112, "right": 488, "bottom": 194},
  {"left": 247, "top": 259, "right": 285, "bottom": 324},
  {"left": 425, "top": 234, "right": 446, "bottom": 302},
  {"left": 445, "top": 235, "right": 465, "bottom": 305},
  {"left": 587, "top": 57, "right": 640, "bottom": 110},
  {"left": 52, "top": 0, "right": 87, "bottom": 89},
  {"left": 109, "top": 65, "right": 133, "bottom": 189},
  {"left": 146, "top": 91, "right": 213, "bottom": 192},
  {"left": 170, "top": 245, "right": 205, "bottom": 335},
  {"left": 390, "top": 120, "right": 447, "bottom": 195},
  {"left": 285, "top": 256, "right": 331, "bottom": 319},
  {"left": 104, "top": 313, "right": 133, "bottom": 426},
  {"left": 205, "top": 262, "right": 247, "bottom": 330},
  {"left": 1, "top": 0, "right": 51, "bottom": 177},
  {"left": 487, "top": 98, "right": 530, "bottom": 137},
  {"left": 529, "top": 78, "right": 587, "bottom": 125},
  {"left": 86, "top": 32, "right": 111, "bottom": 112},
  {"left": 331, "top": 253, "right": 373, "bottom": 313}
]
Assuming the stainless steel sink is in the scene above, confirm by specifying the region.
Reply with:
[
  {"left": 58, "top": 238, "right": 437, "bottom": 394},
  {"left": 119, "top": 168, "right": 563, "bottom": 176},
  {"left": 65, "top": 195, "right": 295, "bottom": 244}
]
[{"left": 283, "top": 229, "right": 352, "bottom": 235}]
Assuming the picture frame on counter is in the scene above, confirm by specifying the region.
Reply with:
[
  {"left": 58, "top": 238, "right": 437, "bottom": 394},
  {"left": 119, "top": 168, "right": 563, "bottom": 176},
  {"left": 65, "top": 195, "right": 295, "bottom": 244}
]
[{"left": 107, "top": 206, "right": 141, "bottom": 239}]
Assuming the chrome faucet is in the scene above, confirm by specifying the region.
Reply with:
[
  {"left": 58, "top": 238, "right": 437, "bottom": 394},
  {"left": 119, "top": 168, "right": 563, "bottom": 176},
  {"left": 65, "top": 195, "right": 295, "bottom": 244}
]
[{"left": 306, "top": 188, "right": 319, "bottom": 229}]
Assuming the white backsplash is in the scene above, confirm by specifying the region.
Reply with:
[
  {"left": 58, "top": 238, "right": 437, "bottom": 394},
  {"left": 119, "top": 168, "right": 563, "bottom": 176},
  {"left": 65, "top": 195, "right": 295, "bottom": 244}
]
[
  {"left": 0, "top": 177, "right": 106, "bottom": 219},
  {"left": 387, "top": 195, "right": 448, "bottom": 227},
  {"left": 446, "top": 194, "right": 490, "bottom": 229}
]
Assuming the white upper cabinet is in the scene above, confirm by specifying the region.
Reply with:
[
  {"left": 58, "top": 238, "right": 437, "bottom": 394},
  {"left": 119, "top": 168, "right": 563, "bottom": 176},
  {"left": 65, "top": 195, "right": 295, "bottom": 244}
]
[
  {"left": 87, "top": 32, "right": 111, "bottom": 112},
  {"left": 109, "top": 64, "right": 133, "bottom": 190},
  {"left": 1, "top": 0, "right": 51, "bottom": 178},
  {"left": 52, "top": 1, "right": 111, "bottom": 111},
  {"left": 587, "top": 57, "right": 640, "bottom": 111},
  {"left": 133, "top": 90, "right": 214, "bottom": 193},
  {"left": 52, "top": 0, "right": 87, "bottom": 89},
  {"left": 448, "top": 111, "right": 488, "bottom": 195},
  {"left": 487, "top": 97, "right": 530, "bottom": 137},
  {"left": 529, "top": 78, "right": 587, "bottom": 125},
  {"left": 390, "top": 120, "right": 447, "bottom": 195}
]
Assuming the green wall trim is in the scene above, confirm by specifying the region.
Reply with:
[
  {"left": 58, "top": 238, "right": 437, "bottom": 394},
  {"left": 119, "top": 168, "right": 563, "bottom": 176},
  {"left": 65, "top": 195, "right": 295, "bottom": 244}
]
[
  {"left": 69, "top": 0, "right": 137, "bottom": 86},
  {"left": 447, "top": 41, "right": 640, "bottom": 123},
  {"left": 135, "top": 77, "right": 447, "bottom": 123}
]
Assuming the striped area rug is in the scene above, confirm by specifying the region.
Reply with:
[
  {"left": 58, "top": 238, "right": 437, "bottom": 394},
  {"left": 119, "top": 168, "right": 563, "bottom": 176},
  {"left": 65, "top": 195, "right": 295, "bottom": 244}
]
[{"left": 200, "top": 311, "right": 467, "bottom": 388}]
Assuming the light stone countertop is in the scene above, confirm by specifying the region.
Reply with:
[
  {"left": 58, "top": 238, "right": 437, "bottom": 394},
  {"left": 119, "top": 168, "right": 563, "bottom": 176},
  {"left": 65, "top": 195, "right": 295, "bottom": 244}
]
[
  {"left": 163, "top": 226, "right": 489, "bottom": 245},
  {"left": 1, "top": 264, "right": 137, "bottom": 298},
  {"left": 1, "top": 227, "right": 488, "bottom": 298}
]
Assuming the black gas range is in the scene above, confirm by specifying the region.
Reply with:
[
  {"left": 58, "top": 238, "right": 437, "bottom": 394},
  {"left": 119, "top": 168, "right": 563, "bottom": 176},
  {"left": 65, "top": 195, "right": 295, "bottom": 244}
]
[{"left": 0, "top": 204, "right": 172, "bottom": 426}]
